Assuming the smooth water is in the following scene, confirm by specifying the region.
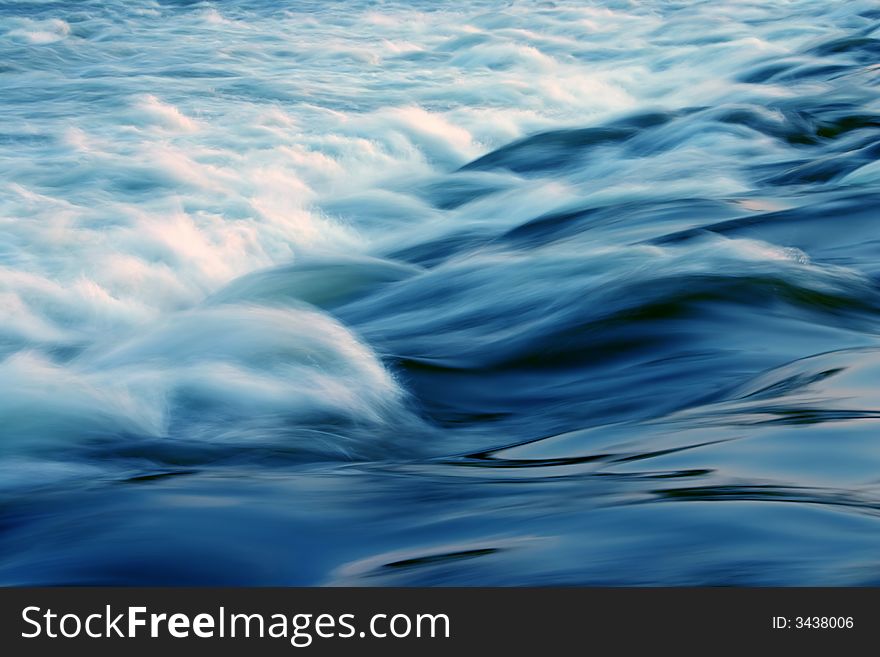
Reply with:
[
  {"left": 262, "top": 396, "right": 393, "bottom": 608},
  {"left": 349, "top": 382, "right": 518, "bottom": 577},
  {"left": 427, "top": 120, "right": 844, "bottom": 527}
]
[{"left": 1, "top": 0, "right": 880, "bottom": 585}]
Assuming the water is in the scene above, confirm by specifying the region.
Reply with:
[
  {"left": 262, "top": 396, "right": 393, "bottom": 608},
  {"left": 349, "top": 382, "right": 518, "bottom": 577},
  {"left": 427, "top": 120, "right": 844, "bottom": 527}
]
[{"left": 1, "top": 0, "right": 880, "bottom": 585}]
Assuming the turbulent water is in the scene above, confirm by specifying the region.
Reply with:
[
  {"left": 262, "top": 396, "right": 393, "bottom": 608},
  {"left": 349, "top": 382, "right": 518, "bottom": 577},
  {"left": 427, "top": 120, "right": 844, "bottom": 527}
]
[{"left": 1, "top": 0, "right": 880, "bottom": 585}]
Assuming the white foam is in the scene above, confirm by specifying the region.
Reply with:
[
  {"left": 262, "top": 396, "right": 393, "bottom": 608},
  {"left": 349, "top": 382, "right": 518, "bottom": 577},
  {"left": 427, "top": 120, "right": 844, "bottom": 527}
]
[
  {"left": 5, "top": 18, "right": 70, "bottom": 44},
  {"left": 132, "top": 95, "right": 200, "bottom": 133}
]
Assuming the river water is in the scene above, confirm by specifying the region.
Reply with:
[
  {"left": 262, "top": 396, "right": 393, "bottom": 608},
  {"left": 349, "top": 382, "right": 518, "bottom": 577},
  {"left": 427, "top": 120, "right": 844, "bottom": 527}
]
[{"left": 2, "top": 0, "right": 880, "bottom": 584}]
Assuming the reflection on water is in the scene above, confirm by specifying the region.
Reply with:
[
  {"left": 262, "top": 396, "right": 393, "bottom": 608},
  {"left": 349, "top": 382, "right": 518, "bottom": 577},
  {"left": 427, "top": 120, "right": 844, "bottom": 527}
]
[{"left": 1, "top": 0, "right": 880, "bottom": 585}]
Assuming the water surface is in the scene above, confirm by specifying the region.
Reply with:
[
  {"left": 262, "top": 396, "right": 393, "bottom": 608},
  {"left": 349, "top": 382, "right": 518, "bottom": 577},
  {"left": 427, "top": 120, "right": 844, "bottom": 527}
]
[{"left": 2, "top": 0, "right": 880, "bottom": 585}]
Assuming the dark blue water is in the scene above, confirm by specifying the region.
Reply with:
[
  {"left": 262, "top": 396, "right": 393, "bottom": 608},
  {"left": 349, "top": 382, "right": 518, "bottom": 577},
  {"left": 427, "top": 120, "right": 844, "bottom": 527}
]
[{"left": 1, "top": 0, "right": 880, "bottom": 585}]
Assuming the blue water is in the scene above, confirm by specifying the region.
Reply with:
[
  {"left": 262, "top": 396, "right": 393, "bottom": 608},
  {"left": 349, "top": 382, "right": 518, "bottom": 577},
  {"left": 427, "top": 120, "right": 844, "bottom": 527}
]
[{"left": 1, "top": 0, "right": 880, "bottom": 585}]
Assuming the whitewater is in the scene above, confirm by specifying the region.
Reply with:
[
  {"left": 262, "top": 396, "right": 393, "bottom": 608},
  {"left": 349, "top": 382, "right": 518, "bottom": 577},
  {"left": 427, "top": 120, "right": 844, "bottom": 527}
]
[{"left": 2, "top": 0, "right": 880, "bottom": 584}]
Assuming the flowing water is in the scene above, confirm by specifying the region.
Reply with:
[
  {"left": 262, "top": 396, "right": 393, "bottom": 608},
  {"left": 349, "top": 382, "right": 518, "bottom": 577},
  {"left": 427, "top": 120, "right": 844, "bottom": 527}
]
[{"left": 2, "top": 0, "right": 880, "bottom": 585}]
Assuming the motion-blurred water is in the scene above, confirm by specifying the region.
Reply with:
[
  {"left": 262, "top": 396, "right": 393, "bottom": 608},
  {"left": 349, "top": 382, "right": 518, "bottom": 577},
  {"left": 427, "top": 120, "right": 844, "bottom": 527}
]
[{"left": 2, "top": 0, "right": 880, "bottom": 585}]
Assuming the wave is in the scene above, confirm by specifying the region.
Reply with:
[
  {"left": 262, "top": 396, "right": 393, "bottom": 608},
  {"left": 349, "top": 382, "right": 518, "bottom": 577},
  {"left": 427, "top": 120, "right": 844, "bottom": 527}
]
[{"left": 1, "top": 0, "right": 880, "bottom": 585}]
